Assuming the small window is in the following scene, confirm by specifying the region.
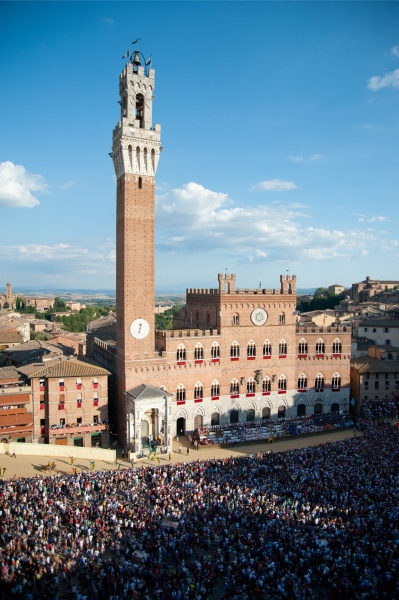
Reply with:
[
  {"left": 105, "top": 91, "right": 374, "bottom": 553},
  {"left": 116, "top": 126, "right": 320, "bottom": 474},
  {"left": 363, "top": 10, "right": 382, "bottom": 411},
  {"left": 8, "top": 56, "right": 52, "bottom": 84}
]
[
  {"left": 247, "top": 341, "right": 256, "bottom": 358},
  {"left": 194, "top": 382, "right": 203, "bottom": 399},
  {"left": 138, "top": 176, "right": 142, "bottom": 189},
  {"left": 315, "top": 340, "right": 325, "bottom": 355},
  {"left": 211, "top": 381, "right": 220, "bottom": 397},
  {"left": 194, "top": 344, "right": 204, "bottom": 360},
  {"left": 232, "top": 313, "right": 239, "bottom": 325},
  {"left": 230, "top": 342, "right": 240, "bottom": 358},
  {"left": 278, "top": 375, "right": 287, "bottom": 391},
  {"left": 176, "top": 384, "right": 186, "bottom": 402},
  {"left": 297, "top": 374, "right": 307, "bottom": 390},
  {"left": 230, "top": 379, "right": 239, "bottom": 395},
  {"left": 263, "top": 341, "right": 271, "bottom": 357},
  {"left": 93, "top": 415, "right": 99, "bottom": 424},
  {"left": 298, "top": 339, "right": 308, "bottom": 355},
  {"left": 332, "top": 340, "right": 342, "bottom": 354},
  {"left": 262, "top": 377, "right": 271, "bottom": 393},
  {"left": 279, "top": 313, "right": 285, "bottom": 324},
  {"left": 315, "top": 374, "right": 324, "bottom": 391},
  {"left": 211, "top": 342, "right": 220, "bottom": 359},
  {"left": 246, "top": 378, "right": 256, "bottom": 394},
  {"left": 332, "top": 374, "right": 341, "bottom": 390},
  {"left": 279, "top": 340, "right": 287, "bottom": 355},
  {"left": 176, "top": 344, "right": 186, "bottom": 362}
]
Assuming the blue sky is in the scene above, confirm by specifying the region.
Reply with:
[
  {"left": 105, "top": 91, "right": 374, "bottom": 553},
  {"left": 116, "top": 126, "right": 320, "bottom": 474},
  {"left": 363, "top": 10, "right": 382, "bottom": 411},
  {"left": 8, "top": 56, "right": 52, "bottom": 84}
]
[{"left": 0, "top": 1, "right": 398, "bottom": 293}]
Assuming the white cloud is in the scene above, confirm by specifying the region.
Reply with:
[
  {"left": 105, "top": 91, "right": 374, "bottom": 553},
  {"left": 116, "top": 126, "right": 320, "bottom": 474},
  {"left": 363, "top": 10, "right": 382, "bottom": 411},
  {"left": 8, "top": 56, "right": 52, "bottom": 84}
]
[
  {"left": 0, "top": 161, "right": 45, "bottom": 208},
  {"left": 288, "top": 154, "right": 323, "bottom": 163},
  {"left": 356, "top": 214, "right": 387, "bottom": 223},
  {"left": 367, "top": 68, "right": 399, "bottom": 91},
  {"left": 0, "top": 243, "right": 88, "bottom": 261},
  {"left": 251, "top": 179, "right": 298, "bottom": 192},
  {"left": 59, "top": 180, "right": 75, "bottom": 190},
  {"left": 155, "top": 181, "right": 385, "bottom": 267},
  {"left": 392, "top": 46, "right": 399, "bottom": 58}
]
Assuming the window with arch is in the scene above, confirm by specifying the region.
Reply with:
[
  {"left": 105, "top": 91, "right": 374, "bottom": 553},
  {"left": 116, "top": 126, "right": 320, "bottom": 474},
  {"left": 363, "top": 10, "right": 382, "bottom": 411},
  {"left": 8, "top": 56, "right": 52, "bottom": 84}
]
[
  {"left": 262, "top": 406, "right": 271, "bottom": 419},
  {"left": 135, "top": 93, "right": 144, "bottom": 127},
  {"left": 211, "top": 412, "right": 220, "bottom": 426},
  {"left": 297, "top": 404, "right": 306, "bottom": 417},
  {"left": 331, "top": 403, "right": 339, "bottom": 413},
  {"left": 176, "top": 344, "right": 186, "bottom": 362},
  {"left": 314, "top": 402, "right": 323, "bottom": 414},
  {"left": 262, "top": 376, "right": 271, "bottom": 393},
  {"left": 278, "top": 375, "right": 287, "bottom": 392},
  {"left": 194, "top": 382, "right": 203, "bottom": 400},
  {"left": 297, "top": 374, "right": 308, "bottom": 390},
  {"left": 194, "top": 344, "right": 204, "bottom": 361},
  {"left": 211, "top": 381, "right": 220, "bottom": 397},
  {"left": 246, "top": 378, "right": 256, "bottom": 394},
  {"left": 332, "top": 373, "right": 341, "bottom": 390},
  {"left": 230, "top": 341, "right": 240, "bottom": 359},
  {"left": 298, "top": 339, "right": 308, "bottom": 355},
  {"left": 247, "top": 341, "right": 256, "bottom": 358},
  {"left": 176, "top": 384, "right": 186, "bottom": 402},
  {"left": 279, "top": 340, "right": 287, "bottom": 356},
  {"left": 316, "top": 340, "right": 325, "bottom": 355},
  {"left": 138, "top": 176, "right": 142, "bottom": 189},
  {"left": 315, "top": 374, "right": 324, "bottom": 392},
  {"left": 230, "top": 379, "right": 240, "bottom": 395},
  {"left": 151, "top": 148, "right": 155, "bottom": 172},
  {"left": 232, "top": 313, "right": 239, "bottom": 325},
  {"left": 128, "top": 145, "right": 133, "bottom": 170},
  {"left": 136, "top": 146, "right": 140, "bottom": 171},
  {"left": 246, "top": 408, "right": 255, "bottom": 422},
  {"left": 279, "top": 312, "right": 285, "bottom": 324},
  {"left": 332, "top": 339, "right": 342, "bottom": 355},
  {"left": 211, "top": 342, "right": 220, "bottom": 359},
  {"left": 263, "top": 340, "right": 272, "bottom": 357}
]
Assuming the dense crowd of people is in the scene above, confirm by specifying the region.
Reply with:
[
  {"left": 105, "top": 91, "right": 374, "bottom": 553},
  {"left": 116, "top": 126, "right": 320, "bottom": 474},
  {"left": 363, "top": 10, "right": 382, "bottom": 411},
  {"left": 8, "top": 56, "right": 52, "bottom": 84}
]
[
  {"left": 196, "top": 412, "right": 354, "bottom": 445},
  {"left": 364, "top": 397, "right": 399, "bottom": 419},
  {"left": 1, "top": 419, "right": 399, "bottom": 599}
]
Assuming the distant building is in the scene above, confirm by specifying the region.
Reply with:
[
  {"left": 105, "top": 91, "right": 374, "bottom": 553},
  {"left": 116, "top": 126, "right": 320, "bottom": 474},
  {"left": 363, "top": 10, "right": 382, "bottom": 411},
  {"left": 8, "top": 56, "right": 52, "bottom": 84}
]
[
  {"left": 0, "top": 282, "right": 16, "bottom": 310},
  {"left": 0, "top": 366, "right": 34, "bottom": 442},
  {"left": 24, "top": 297, "right": 54, "bottom": 311},
  {"left": 350, "top": 276, "right": 399, "bottom": 303},
  {"left": 17, "top": 359, "right": 110, "bottom": 447},
  {"left": 328, "top": 284, "right": 345, "bottom": 295}
]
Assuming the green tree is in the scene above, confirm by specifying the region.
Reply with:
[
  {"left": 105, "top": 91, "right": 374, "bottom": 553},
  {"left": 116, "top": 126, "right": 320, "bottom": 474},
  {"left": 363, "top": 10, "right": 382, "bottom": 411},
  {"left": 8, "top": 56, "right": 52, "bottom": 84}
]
[{"left": 53, "top": 297, "right": 67, "bottom": 312}]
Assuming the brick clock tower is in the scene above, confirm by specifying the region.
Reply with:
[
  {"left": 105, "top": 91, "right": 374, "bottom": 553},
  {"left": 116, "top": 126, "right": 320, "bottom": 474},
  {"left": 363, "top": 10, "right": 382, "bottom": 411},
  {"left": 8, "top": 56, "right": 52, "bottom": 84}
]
[{"left": 112, "top": 47, "right": 161, "bottom": 436}]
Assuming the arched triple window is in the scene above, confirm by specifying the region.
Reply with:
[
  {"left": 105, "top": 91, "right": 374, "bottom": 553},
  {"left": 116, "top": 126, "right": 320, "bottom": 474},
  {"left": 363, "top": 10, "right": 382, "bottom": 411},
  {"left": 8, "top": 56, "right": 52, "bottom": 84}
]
[
  {"left": 332, "top": 373, "right": 341, "bottom": 390},
  {"left": 262, "top": 376, "right": 271, "bottom": 393},
  {"left": 230, "top": 379, "right": 240, "bottom": 395},
  {"left": 316, "top": 339, "right": 325, "bottom": 355},
  {"left": 194, "top": 344, "right": 204, "bottom": 361},
  {"left": 176, "top": 344, "right": 186, "bottom": 362},
  {"left": 279, "top": 312, "right": 285, "bottom": 324},
  {"left": 211, "top": 342, "right": 220, "bottom": 359},
  {"left": 279, "top": 340, "right": 287, "bottom": 356},
  {"left": 211, "top": 381, "right": 220, "bottom": 397},
  {"left": 297, "top": 374, "right": 307, "bottom": 391},
  {"left": 230, "top": 342, "right": 240, "bottom": 358},
  {"left": 278, "top": 375, "right": 287, "bottom": 392},
  {"left": 176, "top": 384, "right": 186, "bottom": 402},
  {"left": 263, "top": 340, "right": 272, "bottom": 357},
  {"left": 247, "top": 341, "right": 256, "bottom": 358},
  {"left": 298, "top": 339, "right": 308, "bottom": 355},
  {"left": 332, "top": 339, "right": 342, "bottom": 355},
  {"left": 194, "top": 382, "right": 203, "bottom": 400},
  {"left": 315, "top": 374, "right": 324, "bottom": 392},
  {"left": 232, "top": 313, "right": 239, "bottom": 325},
  {"left": 246, "top": 378, "right": 256, "bottom": 394}
]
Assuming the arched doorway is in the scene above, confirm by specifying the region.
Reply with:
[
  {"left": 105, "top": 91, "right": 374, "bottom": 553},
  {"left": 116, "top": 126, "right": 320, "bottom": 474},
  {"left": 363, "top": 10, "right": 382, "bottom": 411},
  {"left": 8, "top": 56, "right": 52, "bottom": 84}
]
[
  {"left": 176, "top": 417, "right": 186, "bottom": 436},
  {"left": 141, "top": 419, "right": 150, "bottom": 448},
  {"left": 331, "top": 403, "right": 339, "bottom": 413},
  {"left": 262, "top": 407, "right": 271, "bottom": 419},
  {"left": 211, "top": 412, "right": 220, "bottom": 426},
  {"left": 194, "top": 414, "right": 203, "bottom": 430},
  {"left": 246, "top": 409, "right": 255, "bottom": 422},
  {"left": 278, "top": 405, "right": 286, "bottom": 419},
  {"left": 314, "top": 402, "right": 323, "bottom": 414},
  {"left": 230, "top": 409, "right": 239, "bottom": 424},
  {"left": 297, "top": 404, "right": 306, "bottom": 417}
]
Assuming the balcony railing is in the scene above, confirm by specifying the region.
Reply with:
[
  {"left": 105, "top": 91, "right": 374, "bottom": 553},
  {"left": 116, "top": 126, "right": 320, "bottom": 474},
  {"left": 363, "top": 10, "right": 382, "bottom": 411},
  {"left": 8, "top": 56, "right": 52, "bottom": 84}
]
[{"left": 48, "top": 423, "right": 108, "bottom": 436}]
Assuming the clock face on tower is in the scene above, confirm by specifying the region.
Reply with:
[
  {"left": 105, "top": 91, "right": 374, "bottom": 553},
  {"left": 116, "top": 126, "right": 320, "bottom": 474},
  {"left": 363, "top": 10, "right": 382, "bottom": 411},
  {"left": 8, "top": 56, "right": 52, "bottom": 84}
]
[
  {"left": 130, "top": 318, "right": 150, "bottom": 339},
  {"left": 251, "top": 308, "right": 268, "bottom": 326}
]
